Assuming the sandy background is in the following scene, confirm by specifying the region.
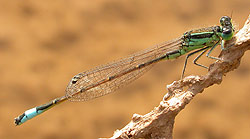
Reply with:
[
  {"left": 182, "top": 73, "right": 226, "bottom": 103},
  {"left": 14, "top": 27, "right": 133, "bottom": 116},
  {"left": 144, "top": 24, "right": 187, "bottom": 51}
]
[{"left": 0, "top": 0, "right": 249, "bottom": 139}]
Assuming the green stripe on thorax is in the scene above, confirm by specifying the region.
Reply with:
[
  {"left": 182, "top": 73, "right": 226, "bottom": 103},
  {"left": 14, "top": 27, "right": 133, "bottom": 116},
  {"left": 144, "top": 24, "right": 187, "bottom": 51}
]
[{"left": 182, "top": 26, "right": 221, "bottom": 52}]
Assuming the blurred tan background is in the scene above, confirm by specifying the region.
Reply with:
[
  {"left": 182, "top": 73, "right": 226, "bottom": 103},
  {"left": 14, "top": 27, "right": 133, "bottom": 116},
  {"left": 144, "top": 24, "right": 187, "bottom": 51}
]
[{"left": 0, "top": 0, "right": 249, "bottom": 139}]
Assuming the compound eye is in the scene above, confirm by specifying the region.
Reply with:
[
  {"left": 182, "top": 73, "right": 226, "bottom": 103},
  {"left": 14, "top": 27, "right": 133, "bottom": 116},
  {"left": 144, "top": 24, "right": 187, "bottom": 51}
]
[
  {"left": 223, "top": 27, "right": 232, "bottom": 35},
  {"left": 220, "top": 16, "right": 231, "bottom": 26}
]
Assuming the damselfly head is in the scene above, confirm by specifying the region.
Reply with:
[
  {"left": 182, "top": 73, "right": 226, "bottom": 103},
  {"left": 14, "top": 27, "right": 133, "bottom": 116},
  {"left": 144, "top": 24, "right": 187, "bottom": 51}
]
[{"left": 219, "top": 16, "right": 235, "bottom": 40}]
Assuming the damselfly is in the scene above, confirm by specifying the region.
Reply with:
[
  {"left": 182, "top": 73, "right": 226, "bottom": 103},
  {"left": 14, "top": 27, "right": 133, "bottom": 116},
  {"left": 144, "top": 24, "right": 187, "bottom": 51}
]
[{"left": 15, "top": 16, "right": 234, "bottom": 126}]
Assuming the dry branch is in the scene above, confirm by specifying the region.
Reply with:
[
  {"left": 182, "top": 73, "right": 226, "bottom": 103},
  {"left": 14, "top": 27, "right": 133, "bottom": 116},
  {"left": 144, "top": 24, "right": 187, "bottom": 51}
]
[{"left": 105, "top": 14, "right": 250, "bottom": 139}]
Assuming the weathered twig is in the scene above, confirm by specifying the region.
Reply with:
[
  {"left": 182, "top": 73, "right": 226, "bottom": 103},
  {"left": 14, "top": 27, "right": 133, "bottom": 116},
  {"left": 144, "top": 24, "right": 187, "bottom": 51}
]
[{"left": 105, "top": 14, "right": 250, "bottom": 139}]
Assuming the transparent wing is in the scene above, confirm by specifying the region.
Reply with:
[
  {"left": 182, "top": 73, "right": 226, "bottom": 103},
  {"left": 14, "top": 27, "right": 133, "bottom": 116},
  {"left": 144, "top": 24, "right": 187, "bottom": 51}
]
[{"left": 65, "top": 37, "right": 183, "bottom": 101}]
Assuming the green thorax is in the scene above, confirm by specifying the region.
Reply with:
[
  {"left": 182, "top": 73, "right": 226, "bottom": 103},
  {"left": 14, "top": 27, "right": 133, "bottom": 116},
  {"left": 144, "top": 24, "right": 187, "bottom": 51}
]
[{"left": 182, "top": 26, "right": 221, "bottom": 53}]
